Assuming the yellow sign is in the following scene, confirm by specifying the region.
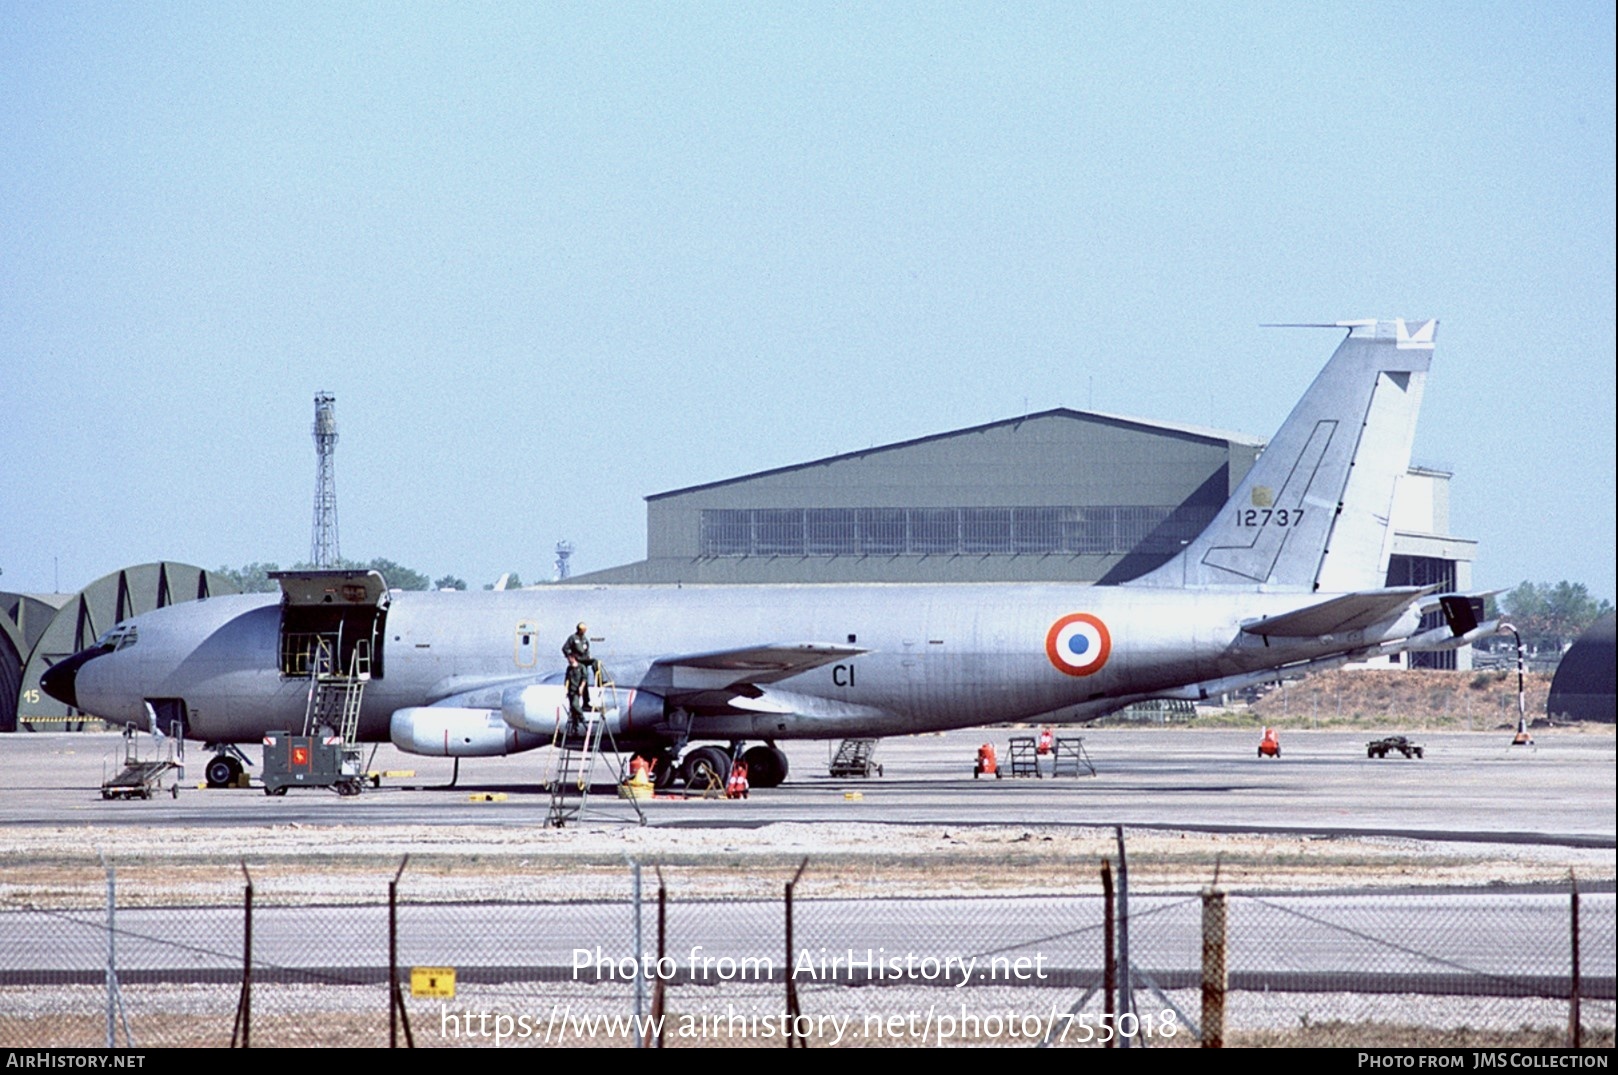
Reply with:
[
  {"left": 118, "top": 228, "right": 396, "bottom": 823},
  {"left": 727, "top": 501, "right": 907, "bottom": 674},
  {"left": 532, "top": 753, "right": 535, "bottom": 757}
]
[{"left": 411, "top": 966, "right": 456, "bottom": 998}]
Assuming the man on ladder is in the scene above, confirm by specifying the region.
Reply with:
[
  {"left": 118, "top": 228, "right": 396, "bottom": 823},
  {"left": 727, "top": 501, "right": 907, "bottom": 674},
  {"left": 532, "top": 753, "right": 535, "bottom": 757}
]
[
  {"left": 562, "top": 623, "right": 601, "bottom": 731},
  {"left": 564, "top": 656, "right": 588, "bottom": 732}
]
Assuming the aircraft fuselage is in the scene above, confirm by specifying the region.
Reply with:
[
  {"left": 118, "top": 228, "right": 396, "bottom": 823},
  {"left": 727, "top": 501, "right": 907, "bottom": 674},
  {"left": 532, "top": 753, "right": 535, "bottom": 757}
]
[{"left": 67, "top": 581, "right": 1412, "bottom": 747}]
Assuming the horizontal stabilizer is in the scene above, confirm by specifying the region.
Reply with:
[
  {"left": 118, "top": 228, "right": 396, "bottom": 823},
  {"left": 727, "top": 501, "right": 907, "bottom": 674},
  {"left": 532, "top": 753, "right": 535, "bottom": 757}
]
[
  {"left": 1241, "top": 586, "right": 1433, "bottom": 637},
  {"left": 1433, "top": 593, "right": 1489, "bottom": 636},
  {"left": 650, "top": 642, "right": 866, "bottom": 692}
]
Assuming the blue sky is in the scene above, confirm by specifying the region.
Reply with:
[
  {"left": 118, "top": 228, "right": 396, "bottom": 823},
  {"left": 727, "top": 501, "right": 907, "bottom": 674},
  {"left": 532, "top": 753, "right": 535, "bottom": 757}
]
[{"left": 3, "top": 2, "right": 1614, "bottom": 600}]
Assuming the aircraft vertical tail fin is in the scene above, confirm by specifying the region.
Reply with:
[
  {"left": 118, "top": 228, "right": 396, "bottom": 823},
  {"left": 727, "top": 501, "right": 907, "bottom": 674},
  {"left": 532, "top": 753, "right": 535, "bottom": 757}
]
[{"left": 1126, "top": 319, "right": 1434, "bottom": 592}]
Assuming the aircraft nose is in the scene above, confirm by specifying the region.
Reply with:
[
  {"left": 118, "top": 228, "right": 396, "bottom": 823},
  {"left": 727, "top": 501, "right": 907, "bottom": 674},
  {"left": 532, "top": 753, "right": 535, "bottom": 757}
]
[{"left": 40, "top": 647, "right": 108, "bottom": 709}]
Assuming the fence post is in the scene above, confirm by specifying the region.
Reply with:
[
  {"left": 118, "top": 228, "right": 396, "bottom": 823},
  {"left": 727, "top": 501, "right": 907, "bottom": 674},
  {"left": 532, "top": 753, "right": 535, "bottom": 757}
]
[
  {"left": 1101, "top": 858, "right": 1115, "bottom": 1048},
  {"left": 1115, "top": 826, "right": 1132, "bottom": 1049},
  {"left": 1569, "top": 872, "right": 1581, "bottom": 1049},
  {"left": 632, "top": 860, "right": 645, "bottom": 1047},
  {"left": 105, "top": 859, "right": 115, "bottom": 1048},
  {"left": 1201, "top": 886, "right": 1226, "bottom": 1048},
  {"left": 99, "top": 854, "right": 130, "bottom": 1048},
  {"left": 388, "top": 855, "right": 413, "bottom": 1048},
  {"left": 785, "top": 858, "right": 808, "bottom": 1048},
  {"left": 231, "top": 863, "right": 253, "bottom": 1047},
  {"left": 645, "top": 867, "right": 666, "bottom": 1049}
]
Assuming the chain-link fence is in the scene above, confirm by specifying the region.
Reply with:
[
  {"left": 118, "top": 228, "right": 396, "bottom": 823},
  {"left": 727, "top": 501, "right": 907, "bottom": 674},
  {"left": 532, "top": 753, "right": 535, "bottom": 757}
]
[{"left": 2, "top": 856, "right": 1611, "bottom": 1048}]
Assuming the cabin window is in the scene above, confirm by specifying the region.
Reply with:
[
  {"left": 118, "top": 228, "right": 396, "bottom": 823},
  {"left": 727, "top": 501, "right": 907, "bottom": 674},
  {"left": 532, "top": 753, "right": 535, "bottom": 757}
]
[{"left": 514, "top": 621, "right": 539, "bottom": 668}]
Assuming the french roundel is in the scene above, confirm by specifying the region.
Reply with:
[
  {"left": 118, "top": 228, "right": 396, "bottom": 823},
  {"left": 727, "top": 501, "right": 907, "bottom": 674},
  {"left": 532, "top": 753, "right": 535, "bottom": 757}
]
[{"left": 1045, "top": 613, "right": 1112, "bottom": 677}]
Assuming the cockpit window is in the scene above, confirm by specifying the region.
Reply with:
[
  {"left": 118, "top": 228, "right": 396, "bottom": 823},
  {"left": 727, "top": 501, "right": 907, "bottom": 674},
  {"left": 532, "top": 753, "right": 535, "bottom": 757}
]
[{"left": 97, "top": 624, "right": 139, "bottom": 651}]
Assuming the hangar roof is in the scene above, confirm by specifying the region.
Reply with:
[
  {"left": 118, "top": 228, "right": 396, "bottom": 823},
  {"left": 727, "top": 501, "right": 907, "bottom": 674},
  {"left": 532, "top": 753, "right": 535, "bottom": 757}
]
[{"left": 648, "top": 407, "right": 1265, "bottom": 502}]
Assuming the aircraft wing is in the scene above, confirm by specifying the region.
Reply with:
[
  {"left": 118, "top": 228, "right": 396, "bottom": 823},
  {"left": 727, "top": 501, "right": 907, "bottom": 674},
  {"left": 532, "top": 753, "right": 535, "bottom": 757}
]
[
  {"left": 1240, "top": 586, "right": 1434, "bottom": 637},
  {"left": 417, "top": 642, "right": 867, "bottom": 713},
  {"left": 647, "top": 642, "right": 867, "bottom": 692}
]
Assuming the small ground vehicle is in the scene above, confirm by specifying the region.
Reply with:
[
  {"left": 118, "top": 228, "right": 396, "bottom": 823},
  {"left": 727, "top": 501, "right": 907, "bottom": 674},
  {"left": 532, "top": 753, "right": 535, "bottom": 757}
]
[
  {"left": 1367, "top": 736, "right": 1424, "bottom": 759},
  {"left": 1258, "top": 727, "right": 1281, "bottom": 758},
  {"left": 262, "top": 732, "right": 367, "bottom": 795}
]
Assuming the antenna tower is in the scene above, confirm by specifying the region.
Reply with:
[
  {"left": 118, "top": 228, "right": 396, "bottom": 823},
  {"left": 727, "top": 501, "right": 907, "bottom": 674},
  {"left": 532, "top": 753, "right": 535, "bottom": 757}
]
[{"left": 310, "top": 392, "right": 340, "bottom": 568}]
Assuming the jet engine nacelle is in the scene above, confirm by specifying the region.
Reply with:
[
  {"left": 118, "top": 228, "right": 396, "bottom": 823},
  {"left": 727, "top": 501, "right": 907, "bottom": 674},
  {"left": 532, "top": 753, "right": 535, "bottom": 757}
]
[
  {"left": 389, "top": 706, "right": 549, "bottom": 757},
  {"left": 500, "top": 683, "right": 664, "bottom": 738}
]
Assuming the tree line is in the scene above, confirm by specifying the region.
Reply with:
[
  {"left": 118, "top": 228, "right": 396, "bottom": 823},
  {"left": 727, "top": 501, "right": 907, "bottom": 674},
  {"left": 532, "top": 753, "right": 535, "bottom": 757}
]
[{"left": 1491, "top": 580, "right": 1614, "bottom": 656}]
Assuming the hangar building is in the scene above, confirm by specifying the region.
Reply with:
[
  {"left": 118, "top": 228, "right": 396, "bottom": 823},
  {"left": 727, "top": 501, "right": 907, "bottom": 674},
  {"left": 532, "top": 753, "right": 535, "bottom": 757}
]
[{"left": 574, "top": 408, "right": 1476, "bottom": 668}]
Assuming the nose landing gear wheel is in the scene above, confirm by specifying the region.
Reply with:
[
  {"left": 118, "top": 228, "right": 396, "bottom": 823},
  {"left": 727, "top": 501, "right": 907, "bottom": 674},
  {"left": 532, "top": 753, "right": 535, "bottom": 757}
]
[{"left": 205, "top": 755, "right": 243, "bottom": 788}]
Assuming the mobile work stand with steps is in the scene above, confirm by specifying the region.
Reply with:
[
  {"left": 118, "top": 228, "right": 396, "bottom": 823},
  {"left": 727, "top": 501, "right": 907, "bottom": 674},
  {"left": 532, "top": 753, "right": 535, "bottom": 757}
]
[
  {"left": 101, "top": 726, "right": 182, "bottom": 800},
  {"left": 1050, "top": 736, "right": 1096, "bottom": 777},
  {"left": 828, "top": 737, "right": 883, "bottom": 777},
  {"left": 1005, "top": 736, "right": 1042, "bottom": 777},
  {"left": 1004, "top": 735, "right": 1096, "bottom": 778},
  {"left": 544, "top": 675, "right": 646, "bottom": 828}
]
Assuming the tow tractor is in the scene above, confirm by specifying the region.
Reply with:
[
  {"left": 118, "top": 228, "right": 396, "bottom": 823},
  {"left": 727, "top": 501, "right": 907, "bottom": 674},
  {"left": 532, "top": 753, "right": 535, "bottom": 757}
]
[
  {"left": 261, "top": 732, "right": 367, "bottom": 796},
  {"left": 1366, "top": 735, "right": 1425, "bottom": 759}
]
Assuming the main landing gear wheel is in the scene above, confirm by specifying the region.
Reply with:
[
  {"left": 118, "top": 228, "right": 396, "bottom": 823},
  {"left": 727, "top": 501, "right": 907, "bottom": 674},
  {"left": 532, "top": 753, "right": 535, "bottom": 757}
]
[
  {"left": 680, "top": 746, "right": 731, "bottom": 790},
  {"left": 741, "top": 745, "right": 789, "bottom": 788},
  {"left": 205, "top": 755, "right": 243, "bottom": 788}
]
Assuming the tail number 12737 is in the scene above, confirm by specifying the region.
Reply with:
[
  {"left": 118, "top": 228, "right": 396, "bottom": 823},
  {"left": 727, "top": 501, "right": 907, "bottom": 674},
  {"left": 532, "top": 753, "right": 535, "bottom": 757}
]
[{"left": 1238, "top": 508, "right": 1302, "bottom": 527}]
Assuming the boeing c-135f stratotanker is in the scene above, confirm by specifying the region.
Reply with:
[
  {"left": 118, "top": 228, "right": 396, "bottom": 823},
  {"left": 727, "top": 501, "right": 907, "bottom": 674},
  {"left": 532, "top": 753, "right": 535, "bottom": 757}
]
[{"left": 43, "top": 319, "right": 1496, "bottom": 790}]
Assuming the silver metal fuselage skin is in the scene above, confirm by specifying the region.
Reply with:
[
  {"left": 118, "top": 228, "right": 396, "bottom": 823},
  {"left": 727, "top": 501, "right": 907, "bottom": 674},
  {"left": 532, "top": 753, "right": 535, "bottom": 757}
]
[
  {"left": 58, "top": 319, "right": 1445, "bottom": 755},
  {"left": 70, "top": 581, "right": 1408, "bottom": 746}
]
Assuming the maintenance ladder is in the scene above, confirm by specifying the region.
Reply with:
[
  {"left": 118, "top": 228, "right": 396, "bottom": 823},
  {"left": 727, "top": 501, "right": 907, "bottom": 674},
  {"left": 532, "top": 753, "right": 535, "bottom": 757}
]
[
  {"left": 545, "top": 675, "right": 646, "bottom": 828},
  {"left": 1005, "top": 736, "right": 1042, "bottom": 778},
  {"left": 828, "top": 737, "right": 883, "bottom": 778},
  {"left": 299, "top": 637, "right": 369, "bottom": 783},
  {"left": 299, "top": 638, "right": 370, "bottom": 739},
  {"left": 1050, "top": 736, "right": 1097, "bottom": 777}
]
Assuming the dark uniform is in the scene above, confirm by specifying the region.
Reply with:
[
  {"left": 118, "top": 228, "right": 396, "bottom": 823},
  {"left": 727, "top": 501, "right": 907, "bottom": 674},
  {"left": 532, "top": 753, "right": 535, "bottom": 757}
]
[
  {"left": 562, "top": 627, "right": 599, "bottom": 674},
  {"left": 564, "top": 659, "right": 589, "bottom": 727},
  {"left": 563, "top": 625, "right": 599, "bottom": 724}
]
